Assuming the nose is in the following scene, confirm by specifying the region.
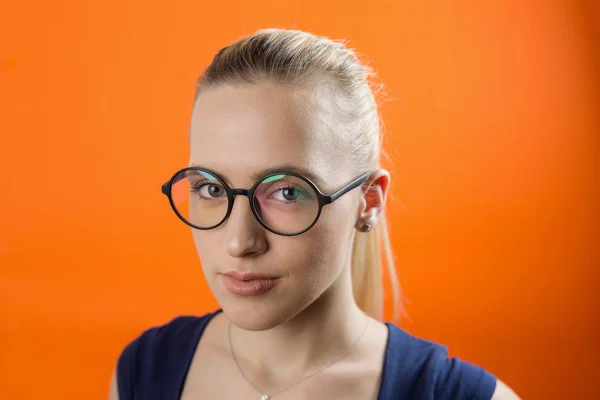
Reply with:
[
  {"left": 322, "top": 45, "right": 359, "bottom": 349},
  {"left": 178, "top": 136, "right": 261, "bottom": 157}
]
[{"left": 225, "top": 195, "right": 268, "bottom": 258}]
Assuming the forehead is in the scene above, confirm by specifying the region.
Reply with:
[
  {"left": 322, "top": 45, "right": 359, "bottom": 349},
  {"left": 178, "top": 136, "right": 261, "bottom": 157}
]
[{"left": 189, "top": 82, "right": 347, "bottom": 187}]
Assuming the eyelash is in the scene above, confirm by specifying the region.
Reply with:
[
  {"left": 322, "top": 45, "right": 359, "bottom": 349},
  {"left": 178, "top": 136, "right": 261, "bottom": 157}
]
[{"left": 189, "top": 180, "right": 209, "bottom": 190}]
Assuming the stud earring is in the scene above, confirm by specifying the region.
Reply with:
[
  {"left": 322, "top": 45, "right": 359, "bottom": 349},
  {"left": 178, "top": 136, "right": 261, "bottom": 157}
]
[{"left": 362, "top": 223, "right": 372, "bottom": 232}]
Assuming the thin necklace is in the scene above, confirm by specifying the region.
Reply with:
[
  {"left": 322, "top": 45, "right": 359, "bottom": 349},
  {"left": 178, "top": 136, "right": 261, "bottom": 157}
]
[{"left": 228, "top": 315, "right": 369, "bottom": 400}]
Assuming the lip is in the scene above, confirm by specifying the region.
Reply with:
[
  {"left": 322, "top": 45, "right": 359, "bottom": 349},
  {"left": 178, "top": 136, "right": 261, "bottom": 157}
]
[
  {"left": 223, "top": 271, "right": 277, "bottom": 281},
  {"left": 221, "top": 271, "right": 280, "bottom": 296}
]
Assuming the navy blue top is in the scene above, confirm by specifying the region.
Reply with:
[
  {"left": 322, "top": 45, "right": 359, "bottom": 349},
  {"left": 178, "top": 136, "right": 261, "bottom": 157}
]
[{"left": 117, "top": 310, "right": 496, "bottom": 399}]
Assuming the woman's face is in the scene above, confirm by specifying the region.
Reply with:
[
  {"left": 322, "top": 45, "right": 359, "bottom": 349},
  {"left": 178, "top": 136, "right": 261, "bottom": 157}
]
[{"left": 189, "top": 81, "right": 363, "bottom": 331}]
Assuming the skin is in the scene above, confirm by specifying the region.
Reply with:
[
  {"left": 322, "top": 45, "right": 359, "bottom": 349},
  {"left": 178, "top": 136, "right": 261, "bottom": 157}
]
[{"left": 109, "top": 80, "right": 520, "bottom": 400}]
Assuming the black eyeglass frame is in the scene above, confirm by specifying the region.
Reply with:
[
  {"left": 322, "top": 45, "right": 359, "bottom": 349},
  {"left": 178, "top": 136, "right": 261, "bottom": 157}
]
[{"left": 161, "top": 167, "right": 371, "bottom": 236}]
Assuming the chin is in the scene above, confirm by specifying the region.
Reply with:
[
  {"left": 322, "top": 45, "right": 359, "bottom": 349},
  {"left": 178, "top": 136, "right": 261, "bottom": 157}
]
[{"left": 219, "top": 299, "right": 292, "bottom": 331}]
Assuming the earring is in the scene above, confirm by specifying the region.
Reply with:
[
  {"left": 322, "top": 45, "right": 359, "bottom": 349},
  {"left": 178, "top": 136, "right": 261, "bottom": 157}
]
[{"left": 362, "top": 223, "right": 372, "bottom": 232}]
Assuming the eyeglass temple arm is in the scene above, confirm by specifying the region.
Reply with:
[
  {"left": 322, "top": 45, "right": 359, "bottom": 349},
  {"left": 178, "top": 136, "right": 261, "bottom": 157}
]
[
  {"left": 161, "top": 181, "right": 171, "bottom": 196},
  {"left": 162, "top": 173, "right": 188, "bottom": 196},
  {"left": 325, "top": 171, "right": 371, "bottom": 204}
]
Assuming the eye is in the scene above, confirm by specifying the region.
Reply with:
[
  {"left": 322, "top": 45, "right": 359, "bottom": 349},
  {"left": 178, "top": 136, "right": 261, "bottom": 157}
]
[
  {"left": 195, "top": 182, "right": 226, "bottom": 199},
  {"left": 271, "top": 185, "right": 308, "bottom": 202}
]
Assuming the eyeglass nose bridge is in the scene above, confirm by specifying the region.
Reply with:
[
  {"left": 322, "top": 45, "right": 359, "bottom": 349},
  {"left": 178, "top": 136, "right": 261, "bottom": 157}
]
[
  {"left": 228, "top": 188, "right": 256, "bottom": 210},
  {"left": 230, "top": 188, "right": 250, "bottom": 197},
  {"left": 226, "top": 188, "right": 261, "bottom": 226}
]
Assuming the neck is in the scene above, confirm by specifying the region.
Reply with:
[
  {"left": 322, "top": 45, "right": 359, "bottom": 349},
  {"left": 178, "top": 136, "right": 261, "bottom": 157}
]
[{"left": 227, "top": 270, "right": 367, "bottom": 383}]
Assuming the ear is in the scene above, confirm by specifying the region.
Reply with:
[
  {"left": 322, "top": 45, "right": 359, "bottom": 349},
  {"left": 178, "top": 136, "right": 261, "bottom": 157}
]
[{"left": 355, "top": 169, "right": 391, "bottom": 232}]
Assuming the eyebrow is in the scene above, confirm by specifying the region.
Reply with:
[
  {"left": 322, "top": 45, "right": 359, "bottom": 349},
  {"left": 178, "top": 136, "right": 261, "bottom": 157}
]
[{"left": 188, "top": 163, "right": 324, "bottom": 185}]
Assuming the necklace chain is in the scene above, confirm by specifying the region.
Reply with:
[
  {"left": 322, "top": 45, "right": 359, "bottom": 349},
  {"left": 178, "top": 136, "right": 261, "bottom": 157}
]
[{"left": 228, "top": 315, "right": 369, "bottom": 399}]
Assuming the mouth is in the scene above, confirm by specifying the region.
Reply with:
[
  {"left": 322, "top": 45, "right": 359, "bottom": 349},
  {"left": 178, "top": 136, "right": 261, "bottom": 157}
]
[{"left": 220, "top": 271, "right": 280, "bottom": 296}]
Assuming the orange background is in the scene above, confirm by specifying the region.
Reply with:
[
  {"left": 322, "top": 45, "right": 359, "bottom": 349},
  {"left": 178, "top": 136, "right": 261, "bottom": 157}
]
[{"left": 1, "top": 1, "right": 599, "bottom": 399}]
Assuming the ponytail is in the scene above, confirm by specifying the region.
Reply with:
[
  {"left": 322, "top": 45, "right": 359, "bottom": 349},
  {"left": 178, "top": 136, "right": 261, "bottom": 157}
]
[{"left": 351, "top": 213, "right": 402, "bottom": 322}]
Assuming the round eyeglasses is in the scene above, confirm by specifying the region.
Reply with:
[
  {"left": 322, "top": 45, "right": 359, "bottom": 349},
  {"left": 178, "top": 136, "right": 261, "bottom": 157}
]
[{"left": 161, "top": 167, "right": 371, "bottom": 236}]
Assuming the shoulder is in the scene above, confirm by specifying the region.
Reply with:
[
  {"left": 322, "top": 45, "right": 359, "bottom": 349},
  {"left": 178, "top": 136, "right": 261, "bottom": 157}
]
[
  {"left": 115, "top": 310, "right": 220, "bottom": 399},
  {"left": 117, "top": 314, "right": 203, "bottom": 364},
  {"left": 380, "top": 324, "right": 500, "bottom": 400}
]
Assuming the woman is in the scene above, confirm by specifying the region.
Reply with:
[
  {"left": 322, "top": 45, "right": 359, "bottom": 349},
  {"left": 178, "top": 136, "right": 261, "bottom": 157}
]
[{"left": 109, "top": 29, "right": 520, "bottom": 400}]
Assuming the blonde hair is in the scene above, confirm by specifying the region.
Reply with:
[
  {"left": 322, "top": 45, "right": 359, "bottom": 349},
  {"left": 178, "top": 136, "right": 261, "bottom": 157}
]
[{"left": 195, "top": 28, "right": 402, "bottom": 322}]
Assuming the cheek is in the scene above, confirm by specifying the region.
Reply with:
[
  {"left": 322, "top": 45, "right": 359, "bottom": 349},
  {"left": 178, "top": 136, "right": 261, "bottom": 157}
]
[{"left": 282, "top": 213, "right": 354, "bottom": 282}]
